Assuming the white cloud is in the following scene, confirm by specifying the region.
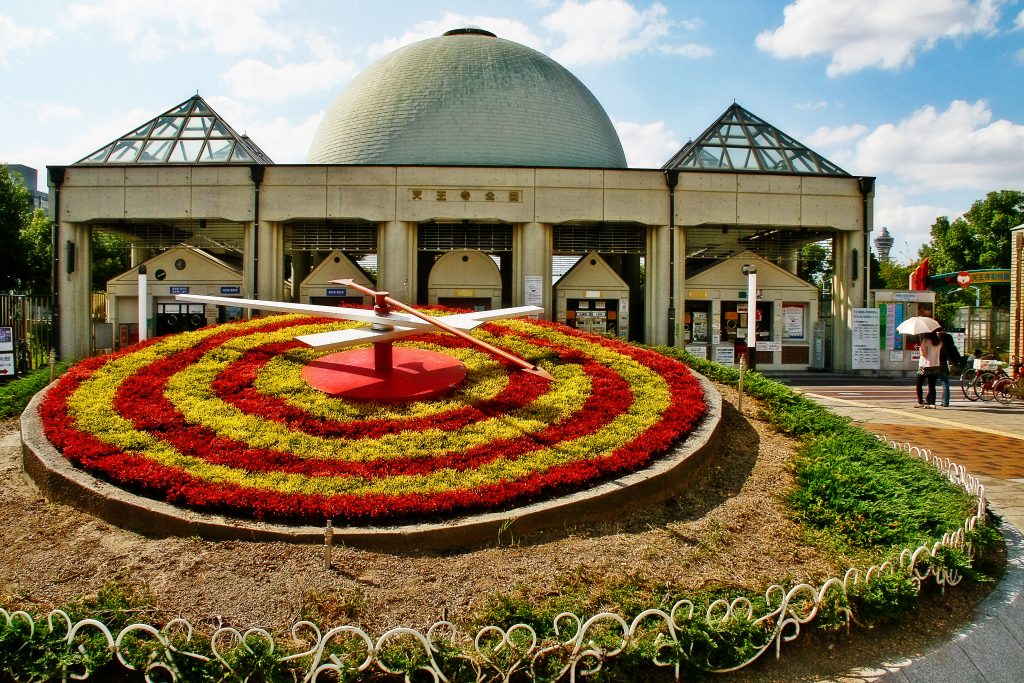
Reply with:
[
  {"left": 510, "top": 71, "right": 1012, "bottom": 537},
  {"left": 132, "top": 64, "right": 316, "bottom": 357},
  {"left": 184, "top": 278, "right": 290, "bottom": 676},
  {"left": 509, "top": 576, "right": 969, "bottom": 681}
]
[
  {"left": 852, "top": 99, "right": 1024, "bottom": 192},
  {"left": 756, "top": 0, "right": 1000, "bottom": 76},
  {"left": 64, "top": 0, "right": 290, "bottom": 60},
  {"left": 1016, "top": 8, "right": 1024, "bottom": 28},
  {"left": 794, "top": 100, "right": 830, "bottom": 111},
  {"left": 614, "top": 119, "right": 680, "bottom": 168},
  {"left": 36, "top": 103, "right": 83, "bottom": 123},
  {"left": 222, "top": 45, "right": 359, "bottom": 103},
  {"left": 0, "top": 15, "right": 53, "bottom": 69},
  {"left": 367, "top": 14, "right": 544, "bottom": 61},
  {"left": 873, "top": 187, "right": 954, "bottom": 262},
  {"left": 658, "top": 43, "right": 713, "bottom": 59},
  {"left": 544, "top": 0, "right": 676, "bottom": 65},
  {"left": 804, "top": 123, "right": 869, "bottom": 148}
]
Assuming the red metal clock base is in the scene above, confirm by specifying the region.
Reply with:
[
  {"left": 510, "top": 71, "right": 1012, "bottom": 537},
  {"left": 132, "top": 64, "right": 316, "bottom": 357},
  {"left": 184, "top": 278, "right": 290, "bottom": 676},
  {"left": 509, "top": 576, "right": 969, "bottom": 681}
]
[{"left": 301, "top": 347, "right": 467, "bottom": 402}]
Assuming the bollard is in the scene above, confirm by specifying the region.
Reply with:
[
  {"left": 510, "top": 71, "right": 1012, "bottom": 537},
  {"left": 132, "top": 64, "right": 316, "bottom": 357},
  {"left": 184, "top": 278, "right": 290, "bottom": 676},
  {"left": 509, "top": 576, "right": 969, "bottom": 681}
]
[
  {"left": 738, "top": 353, "right": 746, "bottom": 414},
  {"left": 49, "top": 348, "right": 56, "bottom": 384},
  {"left": 324, "top": 519, "right": 333, "bottom": 570}
]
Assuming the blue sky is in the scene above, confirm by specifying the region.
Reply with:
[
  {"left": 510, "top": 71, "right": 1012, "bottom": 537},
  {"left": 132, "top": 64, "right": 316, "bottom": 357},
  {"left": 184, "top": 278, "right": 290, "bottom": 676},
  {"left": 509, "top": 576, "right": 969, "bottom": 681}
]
[{"left": 2, "top": 0, "right": 1022, "bottom": 263}]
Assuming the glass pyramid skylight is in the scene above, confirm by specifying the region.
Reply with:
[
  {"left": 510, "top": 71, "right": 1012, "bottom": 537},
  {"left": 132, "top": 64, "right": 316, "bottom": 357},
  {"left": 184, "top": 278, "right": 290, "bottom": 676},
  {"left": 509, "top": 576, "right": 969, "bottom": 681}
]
[
  {"left": 75, "top": 95, "right": 274, "bottom": 166},
  {"left": 663, "top": 103, "right": 847, "bottom": 176}
]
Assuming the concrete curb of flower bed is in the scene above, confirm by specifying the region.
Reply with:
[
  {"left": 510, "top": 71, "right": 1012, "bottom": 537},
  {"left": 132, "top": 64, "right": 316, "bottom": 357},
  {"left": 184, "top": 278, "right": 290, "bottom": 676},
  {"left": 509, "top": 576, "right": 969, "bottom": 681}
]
[{"left": 19, "top": 372, "right": 723, "bottom": 552}]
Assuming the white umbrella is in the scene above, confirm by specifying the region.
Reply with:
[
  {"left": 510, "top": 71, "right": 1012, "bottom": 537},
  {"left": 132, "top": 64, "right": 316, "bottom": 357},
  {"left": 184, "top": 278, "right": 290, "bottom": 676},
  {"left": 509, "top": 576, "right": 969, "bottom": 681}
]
[{"left": 896, "top": 316, "right": 940, "bottom": 335}]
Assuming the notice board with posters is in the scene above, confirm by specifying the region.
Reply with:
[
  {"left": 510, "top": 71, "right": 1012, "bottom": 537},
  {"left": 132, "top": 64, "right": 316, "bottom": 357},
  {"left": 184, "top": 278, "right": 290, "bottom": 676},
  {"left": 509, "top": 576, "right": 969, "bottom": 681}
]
[
  {"left": 0, "top": 327, "right": 14, "bottom": 378},
  {"left": 852, "top": 308, "right": 880, "bottom": 370}
]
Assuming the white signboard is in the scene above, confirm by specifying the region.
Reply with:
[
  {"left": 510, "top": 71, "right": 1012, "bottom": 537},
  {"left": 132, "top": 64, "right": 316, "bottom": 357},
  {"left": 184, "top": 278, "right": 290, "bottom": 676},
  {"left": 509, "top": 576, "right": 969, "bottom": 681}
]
[
  {"left": 889, "top": 350, "right": 904, "bottom": 362},
  {"left": 758, "top": 341, "right": 782, "bottom": 352},
  {"left": 782, "top": 306, "right": 804, "bottom": 340},
  {"left": 714, "top": 345, "right": 735, "bottom": 366},
  {"left": 524, "top": 275, "right": 543, "bottom": 308},
  {"left": 684, "top": 345, "right": 707, "bottom": 359},
  {"left": 852, "top": 308, "right": 880, "bottom": 370},
  {"left": 0, "top": 353, "right": 14, "bottom": 377}
]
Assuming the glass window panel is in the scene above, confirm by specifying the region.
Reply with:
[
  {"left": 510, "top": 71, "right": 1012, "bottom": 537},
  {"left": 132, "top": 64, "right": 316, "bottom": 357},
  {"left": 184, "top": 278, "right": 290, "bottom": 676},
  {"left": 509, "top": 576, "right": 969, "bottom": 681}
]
[
  {"left": 139, "top": 139, "right": 174, "bottom": 162},
  {"left": 200, "top": 139, "right": 233, "bottom": 162},
  {"left": 167, "top": 101, "right": 193, "bottom": 116},
  {"left": 82, "top": 144, "right": 113, "bottom": 163},
  {"left": 151, "top": 116, "right": 184, "bottom": 138},
  {"left": 168, "top": 139, "right": 204, "bottom": 162},
  {"left": 107, "top": 140, "right": 144, "bottom": 162},
  {"left": 230, "top": 145, "right": 254, "bottom": 162},
  {"left": 209, "top": 121, "right": 233, "bottom": 138},
  {"left": 191, "top": 100, "right": 213, "bottom": 115},
  {"left": 126, "top": 122, "right": 154, "bottom": 139},
  {"left": 699, "top": 147, "right": 727, "bottom": 168},
  {"left": 722, "top": 125, "right": 747, "bottom": 144},
  {"left": 788, "top": 153, "right": 816, "bottom": 173},
  {"left": 758, "top": 148, "right": 790, "bottom": 171},
  {"left": 726, "top": 146, "right": 758, "bottom": 170},
  {"left": 182, "top": 116, "right": 214, "bottom": 136}
]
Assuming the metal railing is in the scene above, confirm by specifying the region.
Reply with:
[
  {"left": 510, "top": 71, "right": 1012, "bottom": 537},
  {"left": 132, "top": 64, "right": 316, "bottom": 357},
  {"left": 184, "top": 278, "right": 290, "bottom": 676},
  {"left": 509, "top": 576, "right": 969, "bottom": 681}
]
[{"left": 0, "top": 294, "right": 53, "bottom": 373}]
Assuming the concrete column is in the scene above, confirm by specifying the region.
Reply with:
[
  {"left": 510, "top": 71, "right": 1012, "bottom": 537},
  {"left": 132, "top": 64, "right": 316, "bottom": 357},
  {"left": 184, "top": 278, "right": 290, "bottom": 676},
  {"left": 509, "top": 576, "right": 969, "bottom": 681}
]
[
  {"left": 291, "top": 250, "right": 311, "bottom": 301},
  {"left": 831, "top": 231, "right": 865, "bottom": 372},
  {"left": 58, "top": 221, "right": 93, "bottom": 360},
  {"left": 646, "top": 223, "right": 671, "bottom": 346},
  {"left": 378, "top": 221, "right": 415, "bottom": 301},
  {"left": 513, "top": 222, "right": 551, "bottom": 315},
  {"left": 257, "top": 220, "right": 285, "bottom": 302}
]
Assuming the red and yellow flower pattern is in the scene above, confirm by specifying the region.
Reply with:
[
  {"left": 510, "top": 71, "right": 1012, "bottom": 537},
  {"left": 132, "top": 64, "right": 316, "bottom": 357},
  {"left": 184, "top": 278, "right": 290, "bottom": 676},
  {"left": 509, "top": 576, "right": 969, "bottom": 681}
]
[{"left": 39, "top": 314, "right": 707, "bottom": 525}]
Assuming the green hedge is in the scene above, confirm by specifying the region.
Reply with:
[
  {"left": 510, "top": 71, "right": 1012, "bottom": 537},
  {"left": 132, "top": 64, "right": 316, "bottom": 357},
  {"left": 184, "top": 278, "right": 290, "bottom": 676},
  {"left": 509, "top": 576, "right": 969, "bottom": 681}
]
[{"left": 0, "top": 362, "right": 68, "bottom": 419}]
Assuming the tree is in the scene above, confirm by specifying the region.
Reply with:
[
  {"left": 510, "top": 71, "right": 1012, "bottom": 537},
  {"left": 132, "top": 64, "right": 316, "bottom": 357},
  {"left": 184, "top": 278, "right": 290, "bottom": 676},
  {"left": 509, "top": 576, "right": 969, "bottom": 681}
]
[
  {"left": 17, "top": 208, "right": 53, "bottom": 295},
  {"left": 91, "top": 231, "right": 131, "bottom": 291},
  {"left": 870, "top": 253, "right": 914, "bottom": 290},
  {"left": 918, "top": 189, "right": 1022, "bottom": 323},
  {"left": 0, "top": 164, "right": 32, "bottom": 292},
  {"left": 919, "top": 190, "right": 1021, "bottom": 275},
  {"left": 798, "top": 242, "right": 832, "bottom": 289}
]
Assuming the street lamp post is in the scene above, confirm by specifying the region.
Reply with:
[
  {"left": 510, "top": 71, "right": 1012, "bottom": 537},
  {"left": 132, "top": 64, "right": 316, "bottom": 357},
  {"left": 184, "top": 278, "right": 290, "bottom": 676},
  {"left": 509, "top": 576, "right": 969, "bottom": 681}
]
[{"left": 738, "top": 264, "right": 757, "bottom": 413}]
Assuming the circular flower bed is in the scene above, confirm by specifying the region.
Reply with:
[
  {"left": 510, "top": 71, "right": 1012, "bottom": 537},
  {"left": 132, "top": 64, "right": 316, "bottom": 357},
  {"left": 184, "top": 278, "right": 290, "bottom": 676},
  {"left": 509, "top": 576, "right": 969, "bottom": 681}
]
[{"left": 38, "top": 313, "right": 707, "bottom": 525}]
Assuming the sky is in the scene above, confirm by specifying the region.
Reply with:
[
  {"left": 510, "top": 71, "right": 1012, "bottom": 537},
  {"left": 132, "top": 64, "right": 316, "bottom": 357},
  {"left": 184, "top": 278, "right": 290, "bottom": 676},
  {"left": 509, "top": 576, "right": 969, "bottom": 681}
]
[{"left": 1, "top": 0, "right": 1022, "bottom": 264}]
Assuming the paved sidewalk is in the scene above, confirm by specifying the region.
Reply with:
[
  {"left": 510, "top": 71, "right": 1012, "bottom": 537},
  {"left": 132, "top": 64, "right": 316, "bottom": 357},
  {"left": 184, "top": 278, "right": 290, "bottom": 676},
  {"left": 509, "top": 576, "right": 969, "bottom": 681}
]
[{"left": 775, "top": 375, "right": 1024, "bottom": 682}]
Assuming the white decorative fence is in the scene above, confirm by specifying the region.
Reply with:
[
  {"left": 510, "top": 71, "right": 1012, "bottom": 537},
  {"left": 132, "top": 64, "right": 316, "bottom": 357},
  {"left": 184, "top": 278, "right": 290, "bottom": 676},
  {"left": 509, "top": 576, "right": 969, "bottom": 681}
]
[{"left": 0, "top": 436, "right": 989, "bottom": 682}]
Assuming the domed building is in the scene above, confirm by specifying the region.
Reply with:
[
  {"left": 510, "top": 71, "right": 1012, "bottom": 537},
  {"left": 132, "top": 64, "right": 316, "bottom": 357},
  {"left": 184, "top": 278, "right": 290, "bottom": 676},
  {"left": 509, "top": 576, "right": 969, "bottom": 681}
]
[
  {"left": 50, "top": 28, "right": 874, "bottom": 373},
  {"left": 308, "top": 28, "right": 626, "bottom": 168}
]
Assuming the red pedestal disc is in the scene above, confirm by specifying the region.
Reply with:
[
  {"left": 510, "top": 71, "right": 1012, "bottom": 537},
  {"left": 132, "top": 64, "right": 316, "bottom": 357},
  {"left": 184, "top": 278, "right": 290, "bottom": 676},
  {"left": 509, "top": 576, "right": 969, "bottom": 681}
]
[{"left": 301, "top": 347, "right": 467, "bottom": 402}]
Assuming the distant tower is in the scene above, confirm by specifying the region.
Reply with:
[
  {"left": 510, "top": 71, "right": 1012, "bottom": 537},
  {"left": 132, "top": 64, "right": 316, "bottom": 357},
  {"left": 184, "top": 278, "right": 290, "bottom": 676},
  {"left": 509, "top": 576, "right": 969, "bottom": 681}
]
[{"left": 874, "top": 226, "right": 894, "bottom": 262}]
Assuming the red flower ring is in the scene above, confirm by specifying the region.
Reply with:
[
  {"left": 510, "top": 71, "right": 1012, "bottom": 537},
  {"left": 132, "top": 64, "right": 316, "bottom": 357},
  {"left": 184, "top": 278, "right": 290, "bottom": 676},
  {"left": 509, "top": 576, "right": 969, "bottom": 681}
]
[{"left": 39, "top": 314, "right": 707, "bottom": 525}]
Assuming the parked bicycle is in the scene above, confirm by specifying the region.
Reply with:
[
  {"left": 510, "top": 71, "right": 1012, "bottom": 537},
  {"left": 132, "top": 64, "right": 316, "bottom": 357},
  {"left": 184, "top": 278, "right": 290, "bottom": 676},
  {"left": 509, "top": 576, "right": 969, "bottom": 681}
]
[
  {"left": 961, "top": 357, "right": 1009, "bottom": 402},
  {"left": 994, "top": 356, "right": 1024, "bottom": 405}
]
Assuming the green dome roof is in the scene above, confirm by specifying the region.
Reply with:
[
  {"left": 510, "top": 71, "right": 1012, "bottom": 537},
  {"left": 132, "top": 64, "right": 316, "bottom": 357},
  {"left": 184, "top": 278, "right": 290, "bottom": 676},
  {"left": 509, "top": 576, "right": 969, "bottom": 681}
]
[{"left": 307, "top": 28, "right": 627, "bottom": 168}]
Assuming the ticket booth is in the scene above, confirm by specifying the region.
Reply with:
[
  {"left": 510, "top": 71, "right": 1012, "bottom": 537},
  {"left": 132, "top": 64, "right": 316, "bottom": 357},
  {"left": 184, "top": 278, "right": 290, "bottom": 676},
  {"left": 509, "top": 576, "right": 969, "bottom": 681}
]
[
  {"left": 299, "top": 250, "right": 375, "bottom": 306},
  {"left": 427, "top": 249, "right": 502, "bottom": 311},
  {"left": 683, "top": 252, "right": 818, "bottom": 369},
  {"left": 106, "top": 246, "right": 245, "bottom": 347},
  {"left": 554, "top": 252, "right": 630, "bottom": 338},
  {"left": 873, "top": 289, "right": 938, "bottom": 376}
]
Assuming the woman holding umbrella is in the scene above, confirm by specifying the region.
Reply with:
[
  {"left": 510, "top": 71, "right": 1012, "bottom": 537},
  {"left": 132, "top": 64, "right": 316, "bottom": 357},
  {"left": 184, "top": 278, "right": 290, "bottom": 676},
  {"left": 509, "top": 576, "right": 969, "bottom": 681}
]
[
  {"left": 915, "top": 331, "right": 942, "bottom": 408},
  {"left": 896, "top": 315, "right": 943, "bottom": 408}
]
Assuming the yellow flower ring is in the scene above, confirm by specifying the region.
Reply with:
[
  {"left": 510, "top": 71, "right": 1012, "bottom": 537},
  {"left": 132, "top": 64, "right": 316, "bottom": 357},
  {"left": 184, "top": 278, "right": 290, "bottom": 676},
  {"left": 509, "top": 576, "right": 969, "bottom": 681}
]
[{"left": 39, "top": 313, "right": 708, "bottom": 525}]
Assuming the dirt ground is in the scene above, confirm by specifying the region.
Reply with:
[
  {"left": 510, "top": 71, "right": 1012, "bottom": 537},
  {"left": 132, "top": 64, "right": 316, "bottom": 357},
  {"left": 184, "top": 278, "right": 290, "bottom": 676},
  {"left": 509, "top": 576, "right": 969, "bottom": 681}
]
[{"left": 0, "top": 384, "right": 1000, "bottom": 681}]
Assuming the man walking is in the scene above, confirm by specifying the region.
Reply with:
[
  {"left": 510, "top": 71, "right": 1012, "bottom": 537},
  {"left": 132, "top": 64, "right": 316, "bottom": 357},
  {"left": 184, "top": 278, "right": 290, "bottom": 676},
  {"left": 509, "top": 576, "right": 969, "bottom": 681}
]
[{"left": 936, "top": 325, "right": 962, "bottom": 408}]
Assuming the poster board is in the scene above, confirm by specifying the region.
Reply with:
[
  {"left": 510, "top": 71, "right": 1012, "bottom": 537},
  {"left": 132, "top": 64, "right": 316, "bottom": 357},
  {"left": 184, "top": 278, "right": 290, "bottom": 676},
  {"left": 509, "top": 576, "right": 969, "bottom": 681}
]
[
  {"left": 852, "top": 308, "right": 880, "bottom": 370},
  {"left": 714, "top": 345, "right": 735, "bottom": 366},
  {"left": 0, "top": 326, "right": 12, "bottom": 352}
]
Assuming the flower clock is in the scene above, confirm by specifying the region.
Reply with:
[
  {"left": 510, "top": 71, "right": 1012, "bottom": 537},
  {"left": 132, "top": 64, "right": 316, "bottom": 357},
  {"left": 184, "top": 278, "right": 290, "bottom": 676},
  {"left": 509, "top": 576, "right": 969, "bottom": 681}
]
[{"left": 39, "top": 312, "right": 707, "bottom": 526}]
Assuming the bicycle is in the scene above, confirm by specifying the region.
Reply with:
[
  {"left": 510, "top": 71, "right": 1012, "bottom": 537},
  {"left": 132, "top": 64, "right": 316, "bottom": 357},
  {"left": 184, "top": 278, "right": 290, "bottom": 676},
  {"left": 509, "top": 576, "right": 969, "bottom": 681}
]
[
  {"left": 994, "top": 357, "right": 1024, "bottom": 405},
  {"left": 961, "top": 358, "right": 1008, "bottom": 401}
]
